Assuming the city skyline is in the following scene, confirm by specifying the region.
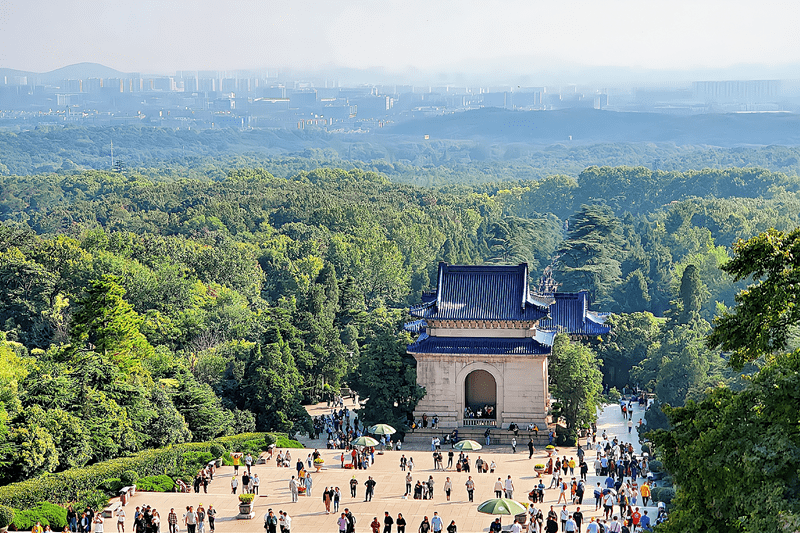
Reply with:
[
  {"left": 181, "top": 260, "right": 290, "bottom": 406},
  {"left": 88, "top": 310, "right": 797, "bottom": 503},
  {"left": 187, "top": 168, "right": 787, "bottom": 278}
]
[{"left": 1, "top": 0, "right": 800, "bottom": 85}]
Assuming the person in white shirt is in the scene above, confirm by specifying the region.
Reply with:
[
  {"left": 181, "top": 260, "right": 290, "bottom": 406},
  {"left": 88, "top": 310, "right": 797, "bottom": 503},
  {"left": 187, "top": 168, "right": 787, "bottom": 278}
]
[
  {"left": 115, "top": 508, "right": 126, "bottom": 532},
  {"left": 282, "top": 512, "right": 292, "bottom": 532},
  {"left": 94, "top": 514, "right": 105, "bottom": 533},
  {"left": 564, "top": 515, "right": 576, "bottom": 533},
  {"left": 510, "top": 518, "right": 522, "bottom": 533},
  {"left": 504, "top": 476, "right": 514, "bottom": 499},
  {"left": 584, "top": 517, "right": 599, "bottom": 533}
]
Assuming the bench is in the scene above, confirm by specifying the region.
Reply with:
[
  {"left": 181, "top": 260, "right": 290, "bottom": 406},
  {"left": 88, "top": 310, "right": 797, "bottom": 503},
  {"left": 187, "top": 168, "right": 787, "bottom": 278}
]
[{"left": 119, "top": 485, "right": 136, "bottom": 505}]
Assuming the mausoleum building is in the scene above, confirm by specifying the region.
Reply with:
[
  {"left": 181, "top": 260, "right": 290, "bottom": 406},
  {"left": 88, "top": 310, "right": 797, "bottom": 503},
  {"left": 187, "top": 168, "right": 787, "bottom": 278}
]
[{"left": 405, "top": 262, "right": 609, "bottom": 430}]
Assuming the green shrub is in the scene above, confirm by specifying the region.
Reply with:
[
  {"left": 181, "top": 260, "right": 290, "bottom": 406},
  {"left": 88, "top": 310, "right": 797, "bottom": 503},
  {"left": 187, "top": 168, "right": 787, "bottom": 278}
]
[
  {"left": 648, "top": 460, "right": 664, "bottom": 473},
  {"left": 120, "top": 470, "right": 139, "bottom": 485},
  {"left": 274, "top": 435, "right": 302, "bottom": 448},
  {"left": 661, "top": 475, "right": 674, "bottom": 487},
  {"left": 12, "top": 502, "right": 67, "bottom": 530},
  {"left": 75, "top": 489, "right": 109, "bottom": 513},
  {"left": 0, "top": 505, "right": 14, "bottom": 528},
  {"left": 98, "top": 478, "right": 124, "bottom": 494},
  {"left": 210, "top": 444, "right": 225, "bottom": 458},
  {"left": 238, "top": 493, "right": 255, "bottom": 504},
  {"left": 555, "top": 426, "right": 577, "bottom": 447},
  {"left": 606, "top": 387, "right": 621, "bottom": 403},
  {"left": 650, "top": 486, "right": 676, "bottom": 505},
  {"left": 0, "top": 433, "right": 269, "bottom": 509},
  {"left": 640, "top": 443, "right": 650, "bottom": 454},
  {"left": 135, "top": 475, "right": 175, "bottom": 492}
]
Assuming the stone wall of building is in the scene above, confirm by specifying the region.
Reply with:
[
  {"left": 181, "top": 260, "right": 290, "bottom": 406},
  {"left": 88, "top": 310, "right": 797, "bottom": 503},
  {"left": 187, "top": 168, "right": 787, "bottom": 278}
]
[{"left": 412, "top": 353, "right": 550, "bottom": 429}]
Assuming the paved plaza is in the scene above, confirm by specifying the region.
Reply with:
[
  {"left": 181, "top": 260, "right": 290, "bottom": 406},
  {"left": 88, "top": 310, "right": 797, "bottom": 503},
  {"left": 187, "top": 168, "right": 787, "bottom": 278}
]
[{"left": 115, "top": 401, "right": 655, "bottom": 532}]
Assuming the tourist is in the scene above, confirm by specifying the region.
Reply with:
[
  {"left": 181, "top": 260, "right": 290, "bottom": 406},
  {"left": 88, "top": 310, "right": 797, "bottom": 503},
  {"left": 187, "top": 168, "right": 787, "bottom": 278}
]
[
  {"left": 206, "top": 506, "right": 215, "bottom": 532},
  {"left": 282, "top": 511, "right": 292, "bottom": 533},
  {"left": 114, "top": 507, "right": 125, "bottom": 533},
  {"left": 512, "top": 437, "right": 517, "bottom": 453},
  {"left": 489, "top": 518, "right": 502, "bottom": 532},
  {"left": 184, "top": 506, "right": 196, "bottom": 533},
  {"left": 350, "top": 476, "right": 359, "bottom": 497},
  {"left": 289, "top": 476, "right": 299, "bottom": 502},
  {"left": 447, "top": 521, "right": 457, "bottom": 533},
  {"left": 345, "top": 509, "right": 356, "bottom": 533},
  {"left": 418, "top": 516, "right": 431, "bottom": 533},
  {"left": 306, "top": 472, "right": 313, "bottom": 497},
  {"left": 196, "top": 505, "right": 205, "bottom": 533},
  {"left": 264, "top": 510, "right": 278, "bottom": 533},
  {"left": 528, "top": 438, "right": 536, "bottom": 459},
  {"left": 405, "top": 472, "right": 413, "bottom": 498},
  {"left": 93, "top": 514, "right": 104, "bottom": 533},
  {"left": 334, "top": 487, "right": 341, "bottom": 512},
  {"left": 494, "top": 478, "right": 503, "bottom": 498},
  {"left": 505, "top": 475, "right": 515, "bottom": 499},
  {"left": 465, "top": 476, "right": 475, "bottom": 502},
  {"left": 167, "top": 509, "right": 177, "bottom": 533},
  {"left": 430, "top": 512, "right": 443, "bottom": 533},
  {"left": 253, "top": 473, "right": 261, "bottom": 495},
  {"left": 230, "top": 475, "right": 238, "bottom": 494},
  {"left": 371, "top": 516, "right": 381, "bottom": 533},
  {"left": 324, "top": 486, "right": 332, "bottom": 514},
  {"left": 338, "top": 513, "right": 348, "bottom": 533},
  {"left": 365, "top": 476, "right": 376, "bottom": 501},
  {"left": 397, "top": 514, "right": 406, "bottom": 533},
  {"left": 383, "top": 511, "right": 394, "bottom": 533},
  {"left": 509, "top": 518, "right": 522, "bottom": 533},
  {"left": 444, "top": 477, "right": 452, "bottom": 501}
]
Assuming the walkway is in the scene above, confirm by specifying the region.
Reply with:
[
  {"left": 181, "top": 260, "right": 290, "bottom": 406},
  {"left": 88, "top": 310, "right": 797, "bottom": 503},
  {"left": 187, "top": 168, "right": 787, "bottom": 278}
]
[{"left": 112, "top": 401, "right": 656, "bottom": 532}]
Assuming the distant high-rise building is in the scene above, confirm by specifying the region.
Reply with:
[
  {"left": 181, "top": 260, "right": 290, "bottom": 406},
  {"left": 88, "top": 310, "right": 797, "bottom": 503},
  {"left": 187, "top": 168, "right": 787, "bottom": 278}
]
[{"left": 693, "top": 80, "right": 780, "bottom": 103}]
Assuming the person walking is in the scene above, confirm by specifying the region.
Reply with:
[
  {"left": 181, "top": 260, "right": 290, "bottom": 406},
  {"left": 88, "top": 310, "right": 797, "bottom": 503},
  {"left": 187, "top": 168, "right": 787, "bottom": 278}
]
[
  {"left": 231, "top": 476, "right": 238, "bottom": 494},
  {"left": 365, "top": 476, "right": 376, "bottom": 502},
  {"left": 405, "top": 472, "right": 413, "bottom": 498},
  {"left": 512, "top": 437, "right": 517, "bottom": 453},
  {"left": 289, "top": 476, "right": 299, "bottom": 502},
  {"left": 504, "top": 476, "right": 515, "bottom": 499},
  {"left": 494, "top": 478, "right": 503, "bottom": 498},
  {"left": 338, "top": 513, "right": 348, "bottom": 533},
  {"left": 207, "top": 506, "right": 216, "bottom": 532},
  {"left": 196, "top": 505, "right": 205, "bottom": 533},
  {"left": 383, "top": 511, "right": 394, "bottom": 533},
  {"left": 350, "top": 476, "right": 359, "bottom": 498},
  {"left": 444, "top": 477, "right": 452, "bottom": 501},
  {"left": 446, "top": 521, "right": 457, "bottom": 533},
  {"left": 167, "top": 509, "right": 178, "bottom": 533},
  {"left": 430, "top": 512, "right": 443, "bottom": 533},
  {"left": 334, "top": 487, "right": 342, "bottom": 512},
  {"left": 484, "top": 428, "right": 491, "bottom": 446},
  {"left": 528, "top": 438, "right": 535, "bottom": 459},
  {"left": 264, "top": 510, "right": 278, "bottom": 533},
  {"left": 465, "top": 476, "right": 475, "bottom": 502},
  {"left": 305, "top": 473, "right": 313, "bottom": 497},
  {"left": 418, "top": 516, "right": 431, "bottom": 533},
  {"left": 184, "top": 507, "right": 197, "bottom": 533},
  {"left": 253, "top": 474, "right": 261, "bottom": 495}
]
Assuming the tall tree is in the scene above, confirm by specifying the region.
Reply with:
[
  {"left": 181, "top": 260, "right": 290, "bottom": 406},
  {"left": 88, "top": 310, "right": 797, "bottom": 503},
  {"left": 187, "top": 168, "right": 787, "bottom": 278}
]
[
  {"left": 549, "top": 334, "right": 603, "bottom": 433},
  {"left": 707, "top": 227, "right": 800, "bottom": 369},
  {"left": 553, "top": 205, "right": 623, "bottom": 304}
]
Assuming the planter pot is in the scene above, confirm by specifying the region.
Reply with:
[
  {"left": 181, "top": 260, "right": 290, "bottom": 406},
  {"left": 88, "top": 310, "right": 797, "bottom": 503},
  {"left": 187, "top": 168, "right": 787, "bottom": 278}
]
[
  {"left": 534, "top": 467, "right": 545, "bottom": 477},
  {"left": 315, "top": 465, "right": 323, "bottom": 472},
  {"left": 237, "top": 502, "right": 254, "bottom": 519}
]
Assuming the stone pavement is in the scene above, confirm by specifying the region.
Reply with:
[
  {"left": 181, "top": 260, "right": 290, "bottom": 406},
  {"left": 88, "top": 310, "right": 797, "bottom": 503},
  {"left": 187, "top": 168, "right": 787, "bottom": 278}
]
[{"left": 113, "top": 400, "right": 657, "bottom": 533}]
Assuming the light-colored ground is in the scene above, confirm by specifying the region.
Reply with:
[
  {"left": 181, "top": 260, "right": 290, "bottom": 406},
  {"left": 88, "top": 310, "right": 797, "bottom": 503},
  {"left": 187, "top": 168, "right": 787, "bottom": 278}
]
[{"left": 113, "top": 400, "right": 654, "bottom": 533}]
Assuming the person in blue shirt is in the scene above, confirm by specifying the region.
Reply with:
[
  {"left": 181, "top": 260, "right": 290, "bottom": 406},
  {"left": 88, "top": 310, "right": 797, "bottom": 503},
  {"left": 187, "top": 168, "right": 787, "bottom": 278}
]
[
  {"left": 430, "top": 512, "right": 443, "bottom": 533},
  {"left": 605, "top": 475, "right": 615, "bottom": 489},
  {"left": 639, "top": 510, "right": 652, "bottom": 531}
]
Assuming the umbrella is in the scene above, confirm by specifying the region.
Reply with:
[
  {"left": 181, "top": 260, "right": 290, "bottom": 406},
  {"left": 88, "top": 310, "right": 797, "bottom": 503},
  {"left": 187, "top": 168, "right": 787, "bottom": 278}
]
[
  {"left": 369, "top": 424, "right": 396, "bottom": 435},
  {"left": 454, "top": 439, "right": 482, "bottom": 451},
  {"left": 477, "top": 498, "right": 528, "bottom": 527},
  {"left": 602, "top": 488, "right": 618, "bottom": 496},
  {"left": 351, "top": 436, "right": 379, "bottom": 447}
]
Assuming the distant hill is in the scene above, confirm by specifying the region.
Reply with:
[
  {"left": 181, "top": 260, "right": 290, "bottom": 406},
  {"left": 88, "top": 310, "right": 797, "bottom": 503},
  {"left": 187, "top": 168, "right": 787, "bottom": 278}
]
[
  {"left": 0, "top": 62, "right": 130, "bottom": 84},
  {"left": 383, "top": 107, "right": 800, "bottom": 147}
]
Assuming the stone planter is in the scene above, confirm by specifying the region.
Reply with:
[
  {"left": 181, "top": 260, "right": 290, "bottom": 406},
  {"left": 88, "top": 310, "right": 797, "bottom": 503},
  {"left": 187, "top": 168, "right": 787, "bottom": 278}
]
[
  {"left": 534, "top": 467, "right": 545, "bottom": 477},
  {"left": 315, "top": 464, "right": 323, "bottom": 472},
  {"left": 237, "top": 502, "right": 254, "bottom": 519}
]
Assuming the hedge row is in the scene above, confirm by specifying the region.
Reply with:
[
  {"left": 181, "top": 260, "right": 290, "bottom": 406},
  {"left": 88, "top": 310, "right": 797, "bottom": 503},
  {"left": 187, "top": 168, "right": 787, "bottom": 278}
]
[{"left": 0, "top": 433, "right": 275, "bottom": 509}]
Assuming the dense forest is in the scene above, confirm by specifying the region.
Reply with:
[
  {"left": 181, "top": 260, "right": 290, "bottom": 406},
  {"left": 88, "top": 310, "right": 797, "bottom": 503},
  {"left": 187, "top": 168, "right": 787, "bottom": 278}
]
[
  {"left": 2, "top": 149, "right": 800, "bottom": 531},
  {"left": 7, "top": 124, "right": 800, "bottom": 186}
]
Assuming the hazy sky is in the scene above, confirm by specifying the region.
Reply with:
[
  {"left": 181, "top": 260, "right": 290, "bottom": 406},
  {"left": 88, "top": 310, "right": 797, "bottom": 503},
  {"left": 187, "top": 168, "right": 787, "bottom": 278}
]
[{"left": 1, "top": 0, "right": 799, "bottom": 83}]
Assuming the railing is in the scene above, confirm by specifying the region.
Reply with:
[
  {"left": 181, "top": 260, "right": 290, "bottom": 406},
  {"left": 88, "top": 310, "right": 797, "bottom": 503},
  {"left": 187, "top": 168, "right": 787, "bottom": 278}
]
[{"left": 462, "top": 419, "right": 497, "bottom": 427}]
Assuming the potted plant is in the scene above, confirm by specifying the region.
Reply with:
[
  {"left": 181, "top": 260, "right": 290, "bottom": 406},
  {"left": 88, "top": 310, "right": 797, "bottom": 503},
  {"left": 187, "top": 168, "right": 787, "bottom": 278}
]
[
  {"left": 238, "top": 493, "right": 255, "bottom": 518},
  {"left": 297, "top": 485, "right": 307, "bottom": 495},
  {"left": 545, "top": 445, "right": 556, "bottom": 456},
  {"left": 343, "top": 463, "right": 354, "bottom": 469},
  {"left": 313, "top": 457, "right": 324, "bottom": 472},
  {"left": 534, "top": 464, "right": 546, "bottom": 477}
]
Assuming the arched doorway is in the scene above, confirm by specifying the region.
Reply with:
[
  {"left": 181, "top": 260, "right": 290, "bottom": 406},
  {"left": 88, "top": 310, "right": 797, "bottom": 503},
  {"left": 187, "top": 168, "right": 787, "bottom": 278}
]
[{"left": 464, "top": 369, "right": 497, "bottom": 420}]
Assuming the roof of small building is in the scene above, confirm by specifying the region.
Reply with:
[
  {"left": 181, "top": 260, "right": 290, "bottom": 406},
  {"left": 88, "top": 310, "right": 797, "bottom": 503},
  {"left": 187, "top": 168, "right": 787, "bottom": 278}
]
[
  {"left": 409, "top": 263, "right": 548, "bottom": 322},
  {"left": 407, "top": 333, "right": 550, "bottom": 356},
  {"left": 535, "top": 290, "right": 611, "bottom": 336}
]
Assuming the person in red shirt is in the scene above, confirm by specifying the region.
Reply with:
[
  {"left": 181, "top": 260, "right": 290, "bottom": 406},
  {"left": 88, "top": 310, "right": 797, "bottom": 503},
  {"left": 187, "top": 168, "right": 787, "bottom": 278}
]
[
  {"left": 631, "top": 507, "right": 641, "bottom": 529},
  {"left": 371, "top": 517, "right": 381, "bottom": 533}
]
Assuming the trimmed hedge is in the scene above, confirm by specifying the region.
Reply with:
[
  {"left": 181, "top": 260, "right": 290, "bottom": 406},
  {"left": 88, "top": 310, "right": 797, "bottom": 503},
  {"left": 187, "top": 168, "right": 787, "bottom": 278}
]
[
  {"left": 0, "top": 432, "right": 274, "bottom": 509},
  {"left": 0, "top": 505, "right": 14, "bottom": 528},
  {"left": 650, "top": 486, "right": 676, "bottom": 504},
  {"left": 135, "top": 475, "right": 175, "bottom": 492},
  {"left": 13, "top": 502, "right": 67, "bottom": 530},
  {"left": 274, "top": 434, "right": 303, "bottom": 448}
]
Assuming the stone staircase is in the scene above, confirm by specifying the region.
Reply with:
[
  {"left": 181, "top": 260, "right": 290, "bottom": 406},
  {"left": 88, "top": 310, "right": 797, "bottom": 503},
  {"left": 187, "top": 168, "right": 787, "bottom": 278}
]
[{"left": 404, "top": 426, "right": 553, "bottom": 447}]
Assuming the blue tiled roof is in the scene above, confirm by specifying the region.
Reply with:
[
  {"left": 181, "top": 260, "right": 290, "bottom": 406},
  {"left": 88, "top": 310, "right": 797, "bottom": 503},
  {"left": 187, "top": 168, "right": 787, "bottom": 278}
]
[
  {"left": 536, "top": 290, "right": 611, "bottom": 336},
  {"left": 404, "top": 319, "right": 427, "bottom": 334},
  {"left": 410, "top": 263, "right": 548, "bottom": 321},
  {"left": 407, "top": 335, "right": 550, "bottom": 355}
]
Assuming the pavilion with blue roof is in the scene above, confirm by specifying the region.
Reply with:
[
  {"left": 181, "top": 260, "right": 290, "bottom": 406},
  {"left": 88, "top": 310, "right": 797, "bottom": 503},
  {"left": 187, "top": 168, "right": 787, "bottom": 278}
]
[{"left": 405, "top": 262, "right": 609, "bottom": 430}]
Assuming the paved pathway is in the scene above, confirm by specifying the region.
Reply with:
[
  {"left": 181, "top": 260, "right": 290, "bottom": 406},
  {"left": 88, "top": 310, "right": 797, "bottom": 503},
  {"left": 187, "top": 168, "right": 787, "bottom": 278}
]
[{"left": 113, "top": 401, "right": 656, "bottom": 533}]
